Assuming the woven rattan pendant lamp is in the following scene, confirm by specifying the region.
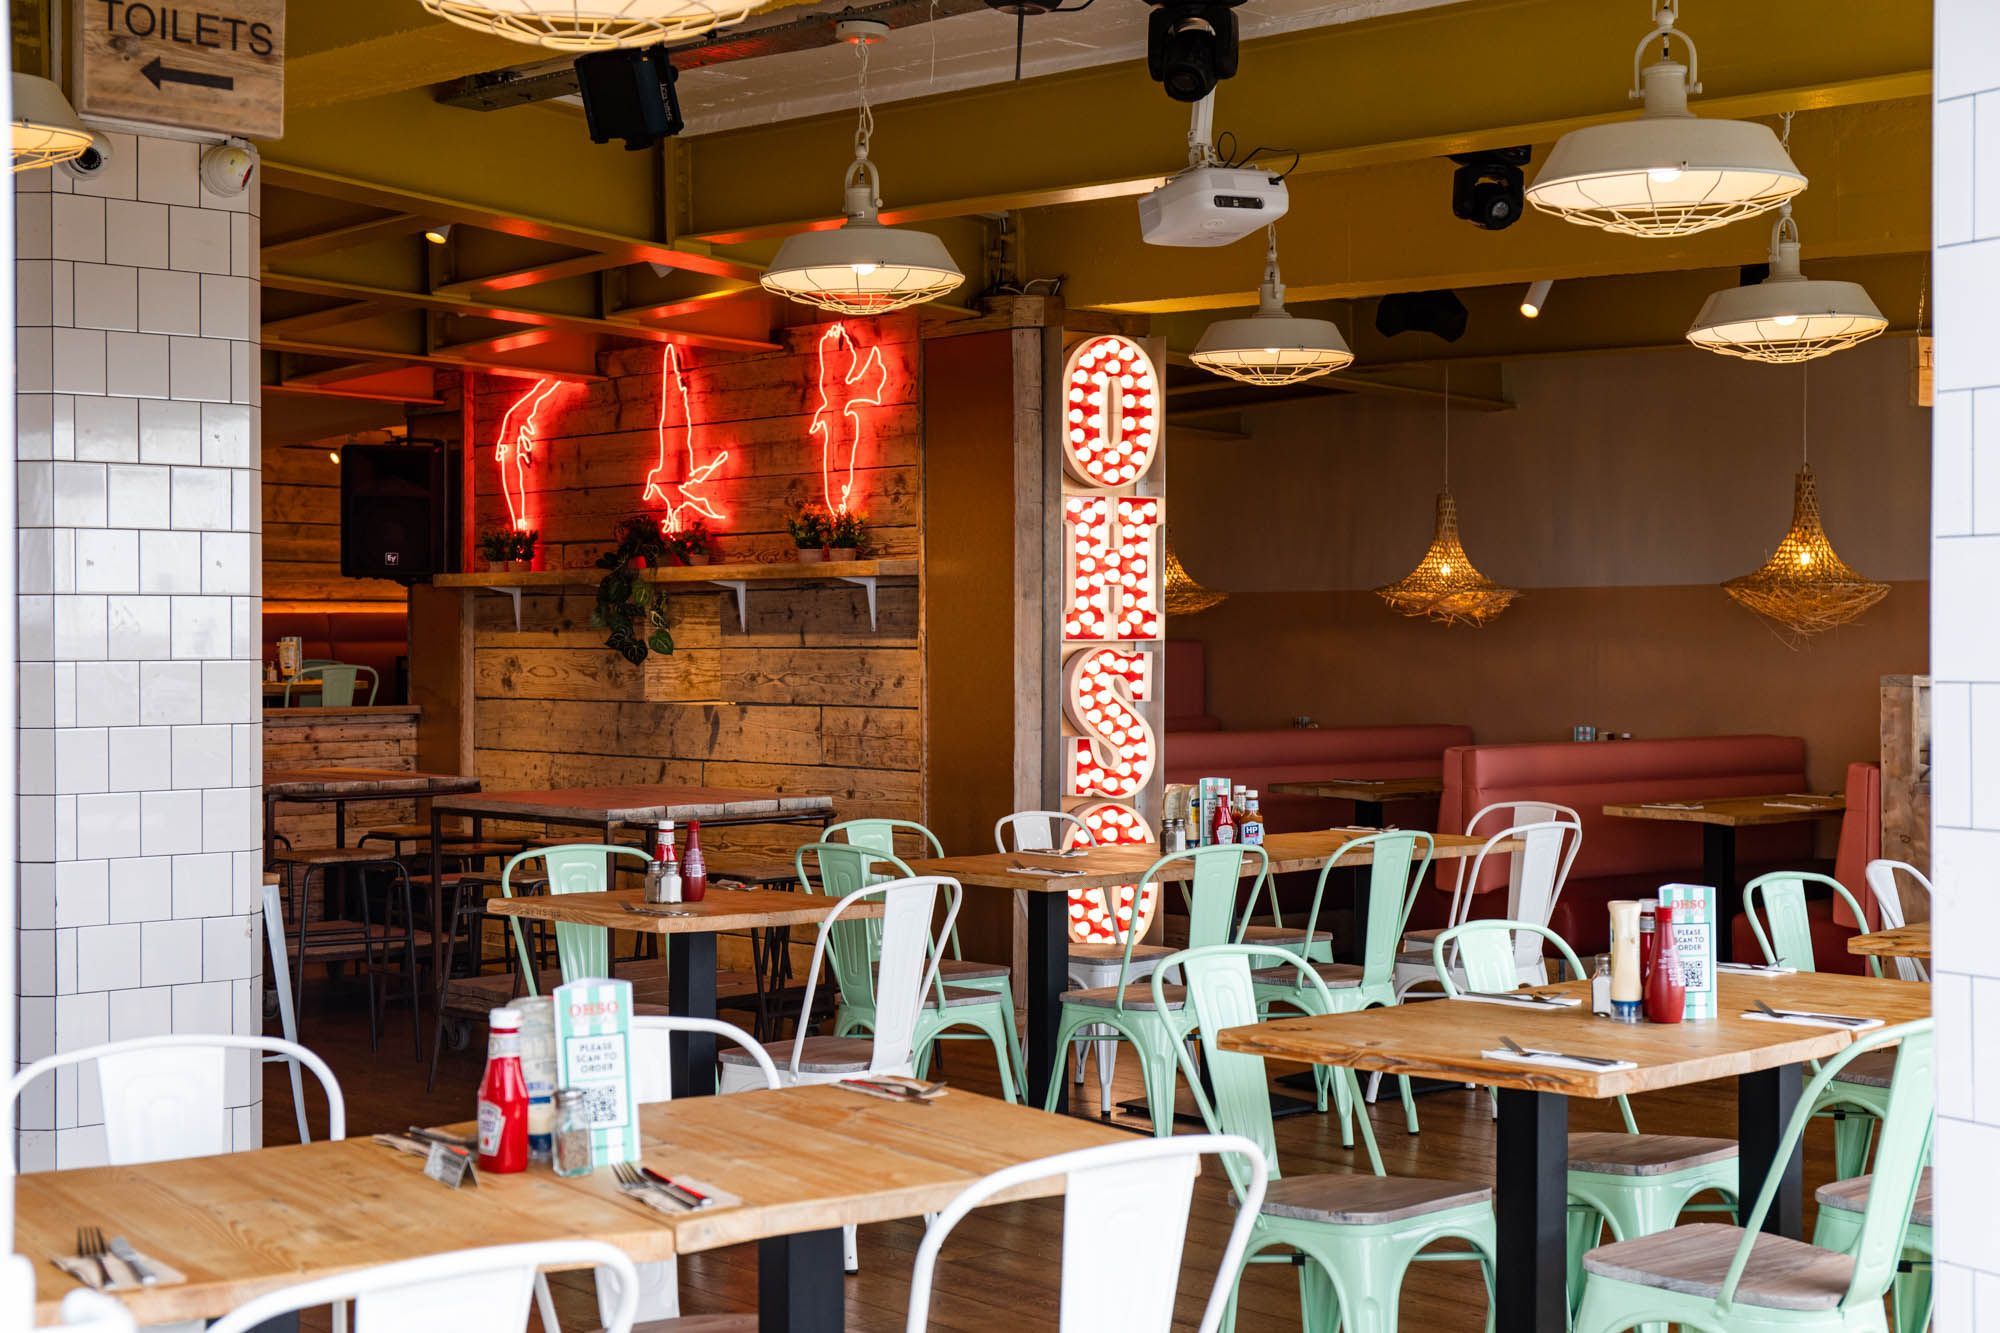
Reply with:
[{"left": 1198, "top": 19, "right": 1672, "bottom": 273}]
[
  {"left": 1377, "top": 369, "right": 1519, "bottom": 627},
  {"left": 1724, "top": 369, "right": 1887, "bottom": 642},
  {"left": 419, "top": 0, "right": 756, "bottom": 50},
  {"left": 1163, "top": 537, "right": 1227, "bottom": 616}
]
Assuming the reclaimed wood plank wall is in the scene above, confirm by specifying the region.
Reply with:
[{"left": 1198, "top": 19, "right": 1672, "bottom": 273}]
[
  {"left": 262, "top": 443, "right": 405, "bottom": 610},
  {"left": 265, "top": 708, "right": 422, "bottom": 848}
]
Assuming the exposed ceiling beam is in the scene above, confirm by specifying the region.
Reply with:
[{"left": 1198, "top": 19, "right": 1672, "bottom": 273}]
[
  {"left": 264, "top": 381, "right": 446, "bottom": 406},
  {"left": 435, "top": 252, "right": 636, "bottom": 296},
  {"left": 261, "top": 301, "right": 394, "bottom": 338},
  {"left": 262, "top": 213, "right": 430, "bottom": 262},
  {"left": 263, "top": 334, "right": 607, "bottom": 383},
  {"left": 613, "top": 284, "right": 764, "bottom": 323},
  {"left": 277, "top": 358, "right": 416, "bottom": 387}
]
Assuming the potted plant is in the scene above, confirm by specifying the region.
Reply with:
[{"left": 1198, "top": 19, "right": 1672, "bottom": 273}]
[
  {"left": 479, "top": 528, "right": 538, "bottom": 573},
  {"left": 591, "top": 516, "right": 675, "bottom": 664},
  {"left": 788, "top": 503, "right": 831, "bottom": 563},
  {"left": 668, "top": 518, "right": 714, "bottom": 567},
  {"left": 507, "top": 529, "right": 538, "bottom": 573},
  {"left": 609, "top": 515, "right": 667, "bottom": 571},
  {"left": 826, "top": 509, "right": 866, "bottom": 562}
]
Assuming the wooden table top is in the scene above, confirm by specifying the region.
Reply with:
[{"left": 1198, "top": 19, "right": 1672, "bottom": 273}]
[
  {"left": 905, "top": 827, "right": 1508, "bottom": 894},
  {"left": 24, "top": 1084, "right": 1120, "bottom": 1325},
  {"left": 1269, "top": 777, "right": 1446, "bottom": 802},
  {"left": 486, "top": 887, "right": 873, "bottom": 934},
  {"left": 432, "top": 785, "right": 835, "bottom": 825},
  {"left": 1601, "top": 793, "right": 1847, "bottom": 828},
  {"left": 263, "top": 768, "right": 482, "bottom": 800},
  {"left": 1849, "top": 922, "right": 1931, "bottom": 959},
  {"left": 260, "top": 678, "right": 320, "bottom": 693},
  {"left": 1216, "top": 972, "right": 1930, "bottom": 1099}
]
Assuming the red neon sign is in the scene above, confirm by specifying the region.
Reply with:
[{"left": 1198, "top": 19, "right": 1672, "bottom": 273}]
[
  {"left": 809, "top": 322, "right": 888, "bottom": 515},
  {"left": 643, "top": 344, "right": 729, "bottom": 534},
  {"left": 494, "top": 378, "right": 562, "bottom": 533}
]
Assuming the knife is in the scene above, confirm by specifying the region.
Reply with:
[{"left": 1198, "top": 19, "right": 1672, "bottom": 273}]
[
  {"left": 1499, "top": 1035, "right": 1626, "bottom": 1067},
  {"left": 1753, "top": 999, "right": 1872, "bottom": 1027},
  {"left": 106, "top": 1236, "right": 157, "bottom": 1287}
]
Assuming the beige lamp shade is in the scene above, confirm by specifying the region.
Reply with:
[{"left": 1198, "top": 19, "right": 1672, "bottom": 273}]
[
  {"left": 761, "top": 159, "right": 963, "bottom": 316},
  {"left": 1191, "top": 230, "right": 1353, "bottom": 386},
  {"left": 1687, "top": 209, "right": 1886, "bottom": 364},
  {"left": 12, "top": 74, "right": 92, "bottom": 174},
  {"left": 419, "top": 0, "right": 756, "bottom": 49}
]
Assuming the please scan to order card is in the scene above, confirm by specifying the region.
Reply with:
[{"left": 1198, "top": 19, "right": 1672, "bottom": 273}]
[{"left": 554, "top": 977, "right": 638, "bottom": 1167}]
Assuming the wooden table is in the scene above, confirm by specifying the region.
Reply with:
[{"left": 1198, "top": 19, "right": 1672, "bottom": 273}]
[
  {"left": 904, "top": 827, "right": 1509, "bottom": 1114},
  {"left": 1602, "top": 793, "right": 1846, "bottom": 961},
  {"left": 1218, "top": 971, "right": 1930, "bottom": 1333},
  {"left": 260, "top": 678, "right": 320, "bottom": 702},
  {"left": 487, "top": 887, "right": 872, "bottom": 1097},
  {"left": 1850, "top": 921, "right": 1930, "bottom": 960},
  {"left": 1268, "top": 776, "right": 1445, "bottom": 824},
  {"left": 22, "top": 1084, "right": 1126, "bottom": 1333}
]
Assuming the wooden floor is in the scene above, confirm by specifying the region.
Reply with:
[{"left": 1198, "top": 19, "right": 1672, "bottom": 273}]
[{"left": 267, "top": 982, "right": 1847, "bottom": 1331}]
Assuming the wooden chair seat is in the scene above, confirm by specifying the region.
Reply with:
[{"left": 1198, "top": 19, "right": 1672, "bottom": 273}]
[
  {"left": 1815, "top": 1167, "right": 1932, "bottom": 1227},
  {"left": 1261, "top": 1173, "right": 1491, "bottom": 1225},
  {"left": 273, "top": 846, "right": 405, "bottom": 867},
  {"left": 1239, "top": 924, "right": 1333, "bottom": 949},
  {"left": 457, "top": 871, "right": 551, "bottom": 893},
  {"left": 358, "top": 822, "right": 481, "bottom": 843},
  {"left": 1400, "top": 928, "right": 1444, "bottom": 950},
  {"left": 1249, "top": 960, "right": 1363, "bottom": 988},
  {"left": 440, "top": 968, "right": 564, "bottom": 1017},
  {"left": 931, "top": 985, "right": 1007, "bottom": 1009},
  {"left": 1066, "top": 941, "right": 1177, "bottom": 968},
  {"left": 1581, "top": 1222, "right": 1853, "bottom": 1313},
  {"left": 718, "top": 1036, "right": 875, "bottom": 1074},
  {"left": 628, "top": 1315, "right": 760, "bottom": 1332},
  {"left": 1566, "top": 1132, "right": 1739, "bottom": 1178},
  {"left": 936, "top": 958, "right": 1011, "bottom": 983},
  {"left": 1831, "top": 1048, "right": 1898, "bottom": 1089},
  {"left": 1059, "top": 983, "right": 1186, "bottom": 1011}
]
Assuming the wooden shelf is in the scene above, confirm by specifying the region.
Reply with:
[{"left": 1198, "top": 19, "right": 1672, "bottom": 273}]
[{"left": 432, "top": 558, "right": 918, "bottom": 630}]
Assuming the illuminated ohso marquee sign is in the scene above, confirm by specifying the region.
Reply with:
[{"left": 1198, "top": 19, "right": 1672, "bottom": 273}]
[{"left": 1058, "top": 334, "right": 1163, "bottom": 945}]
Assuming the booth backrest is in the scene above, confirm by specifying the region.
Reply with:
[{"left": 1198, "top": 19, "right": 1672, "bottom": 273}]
[
  {"left": 1833, "top": 761, "right": 1883, "bottom": 929},
  {"left": 1165, "top": 724, "right": 1474, "bottom": 833},
  {"left": 1163, "top": 640, "right": 1219, "bottom": 731},
  {"left": 262, "top": 609, "right": 408, "bottom": 704}
]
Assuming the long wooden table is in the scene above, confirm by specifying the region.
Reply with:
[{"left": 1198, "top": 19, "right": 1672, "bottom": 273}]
[
  {"left": 1850, "top": 921, "right": 1930, "bottom": 960},
  {"left": 21, "top": 1084, "right": 1126, "bottom": 1333},
  {"left": 486, "top": 887, "right": 876, "bottom": 1095},
  {"left": 904, "top": 827, "right": 1509, "bottom": 1113},
  {"left": 1602, "top": 793, "right": 1846, "bottom": 961},
  {"left": 1218, "top": 971, "right": 1930, "bottom": 1333}
]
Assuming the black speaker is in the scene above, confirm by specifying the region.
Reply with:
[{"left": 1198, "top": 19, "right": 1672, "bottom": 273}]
[
  {"left": 341, "top": 443, "right": 445, "bottom": 583},
  {"left": 576, "top": 46, "right": 683, "bottom": 151}
]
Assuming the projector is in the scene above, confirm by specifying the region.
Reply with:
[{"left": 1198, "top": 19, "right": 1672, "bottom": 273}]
[{"left": 1138, "top": 166, "right": 1290, "bottom": 247}]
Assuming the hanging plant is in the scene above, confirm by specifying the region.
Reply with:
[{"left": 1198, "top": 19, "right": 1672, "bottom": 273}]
[{"left": 592, "top": 516, "right": 675, "bottom": 664}]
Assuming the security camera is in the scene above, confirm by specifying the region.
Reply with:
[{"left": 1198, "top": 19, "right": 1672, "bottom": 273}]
[
  {"left": 1146, "top": 0, "right": 1243, "bottom": 103},
  {"left": 59, "top": 132, "right": 114, "bottom": 180},
  {"left": 200, "top": 139, "right": 257, "bottom": 197},
  {"left": 1449, "top": 147, "right": 1531, "bottom": 231}
]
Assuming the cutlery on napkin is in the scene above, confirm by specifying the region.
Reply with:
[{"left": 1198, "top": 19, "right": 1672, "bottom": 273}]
[
  {"left": 1454, "top": 991, "right": 1584, "bottom": 1009},
  {"left": 1717, "top": 962, "right": 1798, "bottom": 976},
  {"left": 838, "top": 1074, "right": 947, "bottom": 1103},
  {"left": 1481, "top": 1036, "right": 1636, "bottom": 1072},
  {"left": 1744, "top": 999, "right": 1883, "bottom": 1030}
]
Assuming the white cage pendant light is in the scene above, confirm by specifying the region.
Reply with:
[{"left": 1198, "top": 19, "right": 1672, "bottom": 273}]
[
  {"left": 761, "top": 24, "right": 964, "bottom": 317},
  {"left": 1525, "top": 0, "right": 1804, "bottom": 238},
  {"left": 419, "top": 0, "right": 757, "bottom": 51},
  {"left": 12, "top": 74, "right": 91, "bottom": 173},
  {"left": 1190, "top": 227, "right": 1353, "bottom": 385},
  {"left": 1687, "top": 201, "right": 1886, "bottom": 364}
]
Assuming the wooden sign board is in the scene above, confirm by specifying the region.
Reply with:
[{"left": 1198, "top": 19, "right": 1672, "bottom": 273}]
[{"left": 73, "top": 0, "right": 284, "bottom": 141}]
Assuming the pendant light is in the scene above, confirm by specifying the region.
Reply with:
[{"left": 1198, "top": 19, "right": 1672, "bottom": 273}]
[
  {"left": 1525, "top": 0, "right": 1804, "bottom": 238},
  {"left": 1724, "top": 368, "right": 1886, "bottom": 642},
  {"left": 1687, "top": 203, "right": 1886, "bottom": 364},
  {"left": 12, "top": 74, "right": 91, "bottom": 173},
  {"left": 1163, "top": 537, "right": 1228, "bottom": 616},
  {"left": 1190, "top": 227, "right": 1353, "bottom": 385},
  {"left": 1377, "top": 368, "right": 1519, "bottom": 627},
  {"left": 418, "top": 0, "right": 756, "bottom": 50},
  {"left": 760, "top": 22, "right": 964, "bottom": 317}
]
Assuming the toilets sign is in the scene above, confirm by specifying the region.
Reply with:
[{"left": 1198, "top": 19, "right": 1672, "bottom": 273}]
[{"left": 73, "top": 0, "right": 284, "bottom": 140}]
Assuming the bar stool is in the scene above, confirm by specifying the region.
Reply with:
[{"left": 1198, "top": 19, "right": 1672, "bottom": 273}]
[{"left": 272, "top": 845, "right": 427, "bottom": 1058}]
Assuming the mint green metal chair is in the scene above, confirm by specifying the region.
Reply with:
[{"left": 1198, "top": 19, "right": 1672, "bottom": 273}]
[
  {"left": 1159, "top": 943, "right": 1496, "bottom": 1333},
  {"left": 1811, "top": 1167, "right": 1931, "bottom": 1333},
  {"left": 827, "top": 817, "right": 1015, "bottom": 997},
  {"left": 1040, "top": 844, "right": 1266, "bottom": 1136},
  {"left": 797, "top": 841, "right": 1023, "bottom": 1100},
  {"left": 1250, "top": 830, "right": 1431, "bottom": 1140},
  {"left": 1744, "top": 870, "right": 1892, "bottom": 1179},
  {"left": 284, "top": 662, "right": 377, "bottom": 708},
  {"left": 1573, "top": 1018, "right": 1934, "bottom": 1333},
  {"left": 1433, "top": 919, "right": 1740, "bottom": 1318},
  {"left": 500, "top": 843, "right": 652, "bottom": 990}
]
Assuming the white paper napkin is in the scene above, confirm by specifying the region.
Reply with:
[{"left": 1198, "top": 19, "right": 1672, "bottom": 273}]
[
  {"left": 1454, "top": 992, "right": 1584, "bottom": 1010},
  {"left": 1008, "top": 866, "right": 1085, "bottom": 877},
  {"left": 1741, "top": 1010, "right": 1883, "bottom": 1031},
  {"left": 1480, "top": 1048, "right": 1637, "bottom": 1072},
  {"left": 1717, "top": 962, "right": 1798, "bottom": 976}
]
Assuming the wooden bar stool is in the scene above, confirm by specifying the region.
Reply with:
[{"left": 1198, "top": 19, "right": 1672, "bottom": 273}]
[{"left": 272, "top": 845, "right": 428, "bottom": 1058}]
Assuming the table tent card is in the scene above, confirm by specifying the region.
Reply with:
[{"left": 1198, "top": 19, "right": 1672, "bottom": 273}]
[
  {"left": 1657, "top": 883, "right": 1717, "bottom": 1020},
  {"left": 554, "top": 977, "right": 638, "bottom": 1167}
]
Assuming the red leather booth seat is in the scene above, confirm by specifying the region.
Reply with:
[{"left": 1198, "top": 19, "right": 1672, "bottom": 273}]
[
  {"left": 1723, "top": 760, "right": 1878, "bottom": 974},
  {"left": 1165, "top": 724, "right": 1474, "bottom": 835},
  {"left": 1163, "top": 640, "right": 1221, "bottom": 732},
  {"left": 262, "top": 609, "right": 409, "bottom": 704},
  {"left": 1427, "top": 734, "right": 1826, "bottom": 955}
]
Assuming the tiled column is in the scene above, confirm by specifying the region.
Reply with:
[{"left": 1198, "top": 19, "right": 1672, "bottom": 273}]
[
  {"left": 1931, "top": 2, "right": 2000, "bottom": 1323},
  {"left": 14, "top": 132, "right": 263, "bottom": 1167}
]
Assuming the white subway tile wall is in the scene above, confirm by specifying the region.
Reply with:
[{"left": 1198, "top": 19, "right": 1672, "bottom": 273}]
[
  {"left": 1933, "top": 2, "right": 2000, "bottom": 1323},
  {"left": 14, "top": 130, "right": 263, "bottom": 1170}
]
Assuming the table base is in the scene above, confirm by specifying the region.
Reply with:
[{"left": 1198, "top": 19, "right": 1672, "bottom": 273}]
[{"left": 759, "top": 1228, "right": 845, "bottom": 1333}]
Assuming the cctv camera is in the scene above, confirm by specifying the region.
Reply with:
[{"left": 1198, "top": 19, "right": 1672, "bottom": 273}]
[
  {"left": 200, "top": 139, "right": 257, "bottom": 197},
  {"left": 1146, "top": 0, "right": 1243, "bottom": 103},
  {"left": 1449, "top": 147, "right": 1531, "bottom": 231},
  {"left": 59, "top": 132, "right": 114, "bottom": 180}
]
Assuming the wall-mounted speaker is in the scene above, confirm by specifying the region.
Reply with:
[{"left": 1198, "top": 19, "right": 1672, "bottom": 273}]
[
  {"left": 576, "top": 46, "right": 684, "bottom": 151},
  {"left": 341, "top": 442, "right": 445, "bottom": 583}
]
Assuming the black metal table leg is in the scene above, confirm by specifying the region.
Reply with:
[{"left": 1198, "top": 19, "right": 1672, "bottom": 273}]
[
  {"left": 668, "top": 932, "right": 718, "bottom": 1096},
  {"left": 1739, "top": 1064, "right": 1805, "bottom": 1236},
  {"left": 1026, "top": 891, "right": 1069, "bottom": 1113},
  {"left": 759, "top": 1228, "right": 845, "bottom": 1333},
  {"left": 1495, "top": 1087, "right": 1570, "bottom": 1333},
  {"left": 1352, "top": 799, "right": 1386, "bottom": 827},
  {"left": 1703, "top": 823, "right": 1740, "bottom": 962}
]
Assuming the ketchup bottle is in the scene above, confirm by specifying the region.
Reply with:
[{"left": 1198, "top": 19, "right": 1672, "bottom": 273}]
[
  {"left": 1212, "top": 797, "right": 1236, "bottom": 846},
  {"left": 1644, "top": 903, "right": 1687, "bottom": 1024},
  {"left": 683, "top": 820, "right": 708, "bottom": 902},
  {"left": 477, "top": 1006, "right": 530, "bottom": 1173}
]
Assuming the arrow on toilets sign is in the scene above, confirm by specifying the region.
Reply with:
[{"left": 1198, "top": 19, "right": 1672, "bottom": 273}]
[{"left": 73, "top": 0, "right": 284, "bottom": 140}]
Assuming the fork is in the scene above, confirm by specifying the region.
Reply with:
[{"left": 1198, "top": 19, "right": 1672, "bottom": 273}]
[
  {"left": 75, "top": 1226, "right": 111, "bottom": 1288},
  {"left": 1753, "top": 998, "right": 1870, "bottom": 1027},
  {"left": 613, "top": 1161, "right": 694, "bottom": 1209},
  {"left": 1499, "top": 1034, "right": 1624, "bottom": 1067}
]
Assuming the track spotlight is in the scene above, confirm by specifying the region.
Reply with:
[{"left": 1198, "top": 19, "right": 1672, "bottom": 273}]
[
  {"left": 424, "top": 223, "right": 454, "bottom": 245},
  {"left": 1520, "top": 279, "right": 1553, "bottom": 319},
  {"left": 1375, "top": 290, "right": 1469, "bottom": 343},
  {"left": 1450, "top": 148, "right": 1530, "bottom": 231},
  {"left": 1146, "top": 0, "right": 1242, "bottom": 103}
]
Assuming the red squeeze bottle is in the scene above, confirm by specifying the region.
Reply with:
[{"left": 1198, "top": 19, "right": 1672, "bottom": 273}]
[
  {"left": 477, "top": 1006, "right": 530, "bottom": 1173},
  {"left": 683, "top": 820, "right": 707, "bottom": 902},
  {"left": 1645, "top": 903, "right": 1687, "bottom": 1024},
  {"left": 1212, "top": 796, "right": 1236, "bottom": 846}
]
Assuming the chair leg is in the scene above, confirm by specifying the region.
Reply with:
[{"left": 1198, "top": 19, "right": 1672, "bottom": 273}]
[
  {"left": 1139, "top": 1033, "right": 1182, "bottom": 1138},
  {"left": 1832, "top": 1110, "right": 1879, "bottom": 1180},
  {"left": 1399, "top": 1075, "right": 1420, "bottom": 1136},
  {"left": 843, "top": 1223, "right": 859, "bottom": 1274},
  {"left": 533, "top": 1272, "right": 562, "bottom": 1333},
  {"left": 1095, "top": 1031, "right": 1118, "bottom": 1117},
  {"left": 396, "top": 865, "right": 422, "bottom": 1062}
]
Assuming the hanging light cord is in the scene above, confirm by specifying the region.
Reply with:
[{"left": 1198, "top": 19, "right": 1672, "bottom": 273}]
[
  {"left": 853, "top": 40, "right": 875, "bottom": 166},
  {"left": 1442, "top": 360, "right": 1452, "bottom": 488},
  {"left": 1800, "top": 361, "right": 1810, "bottom": 467}
]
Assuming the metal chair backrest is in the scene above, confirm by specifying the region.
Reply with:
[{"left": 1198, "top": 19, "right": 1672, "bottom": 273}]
[
  {"left": 1090, "top": 844, "right": 1265, "bottom": 1002},
  {"left": 1717, "top": 1020, "right": 1934, "bottom": 1318},
  {"left": 1281, "top": 830, "right": 1433, "bottom": 993},
  {"left": 1744, "top": 871, "right": 1879, "bottom": 976},
  {"left": 1451, "top": 799, "right": 1581, "bottom": 900},
  {"left": 828, "top": 817, "right": 944, "bottom": 860},
  {"left": 904, "top": 1134, "right": 1267, "bottom": 1333},
  {"left": 790, "top": 875, "right": 960, "bottom": 1079},
  {"left": 501, "top": 844, "right": 652, "bottom": 991},
  {"left": 796, "top": 841, "right": 944, "bottom": 1013},
  {"left": 994, "top": 810, "right": 1095, "bottom": 854},
  {"left": 1863, "top": 859, "right": 1931, "bottom": 982},
  {"left": 33, "top": 1289, "right": 137, "bottom": 1332},
  {"left": 1157, "top": 943, "right": 1383, "bottom": 1194},
  {"left": 206, "top": 1240, "right": 641, "bottom": 1333},
  {"left": 1445, "top": 817, "right": 1583, "bottom": 973},
  {"left": 287, "top": 663, "right": 356, "bottom": 707},
  {"left": 4, "top": 1035, "right": 344, "bottom": 1171},
  {"left": 630, "top": 1016, "right": 779, "bottom": 1103}
]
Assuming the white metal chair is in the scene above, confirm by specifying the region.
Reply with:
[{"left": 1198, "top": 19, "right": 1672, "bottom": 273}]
[
  {"left": 262, "top": 880, "right": 313, "bottom": 1144},
  {"left": 30, "top": 1288, "right": 137, "bottom": 1331},
  {"left": 205, "top": 1241, "right": 640, "bottom": 1333},
  {"left": 904, "top": 1134, "right": 1268, "bottom": 1333},
  {"left": 1863, "top": 857, "right": 1932, "bottom": 982},
  {"left": 1393, "top": 808, "right": 1583, "bottom": 999}
]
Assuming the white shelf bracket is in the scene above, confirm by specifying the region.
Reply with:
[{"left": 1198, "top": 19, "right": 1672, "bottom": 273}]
[
  {"left": 838, "top": 575, "right": 880, "bottom": 630},
  {"left": 479, "top": 585, "right": 525, "bottom": 631},
  {"left": 711, "top": 579, "right": 749, "bottom": 631}
]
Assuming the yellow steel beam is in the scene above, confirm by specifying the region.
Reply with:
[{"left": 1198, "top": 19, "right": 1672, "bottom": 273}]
[
  {"left": 679, "top": 0, "right": 1929, "bottom": 241},
  {"left": 435, "top": 253, "right": 634, "bottom": 296},
  {"left": 265, "top": 381, "right": 446, "bottom": 407},
  {"left": 262, "top": 213, "right": 431, "bottom": 263},
  {"left": 263, "top": 333, "right": 606, "bottom": 383},
  {"left": 260, "top": 302, "right": 396, "bottom": 338}
]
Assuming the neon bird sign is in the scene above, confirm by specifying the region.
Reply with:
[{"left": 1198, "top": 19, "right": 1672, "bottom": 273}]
[
  {"left": 643, "top": 344, "right": 729, "bottom": 534},
  {"left": 810, "top": 322, "right": 888, "bottom": 515},
  {"left": 494, "top": 377, "right": 562, "bottom": 532}
]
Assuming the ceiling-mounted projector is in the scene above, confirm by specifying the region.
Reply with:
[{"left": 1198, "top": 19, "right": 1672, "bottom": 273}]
[{"left": 1139, "top": 166, "right": 1289, "bottom": 247}]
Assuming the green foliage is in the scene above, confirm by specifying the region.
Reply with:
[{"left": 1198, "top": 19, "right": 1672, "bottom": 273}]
[
  {"left": 666, "top": 517, "right": 713, "bottom": 563},
  {"left": 827, "top": 509, "right": 866, "bottom": 550},
  {"left": 787, "top": 502, "right": 831, "bottom": 548},
  {"left": 479, "top": 528, "right": 537, "bottom": 563},
  {"left": 591, "top": 516, "right": 675, "bottom": 664}
]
